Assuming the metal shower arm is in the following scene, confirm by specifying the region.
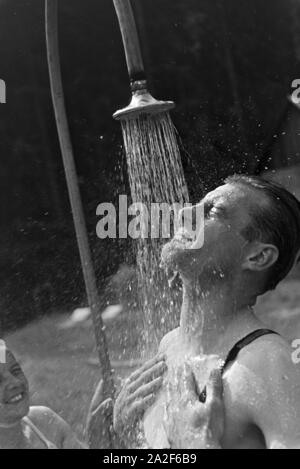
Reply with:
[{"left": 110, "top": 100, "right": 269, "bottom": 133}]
[{"left": 113, "top": 0, "right": 146, "bottom": 86}]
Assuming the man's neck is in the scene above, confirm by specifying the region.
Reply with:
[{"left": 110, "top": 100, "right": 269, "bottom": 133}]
[{"left": 179, "top": 276, "right": 261, "bottom": 355}]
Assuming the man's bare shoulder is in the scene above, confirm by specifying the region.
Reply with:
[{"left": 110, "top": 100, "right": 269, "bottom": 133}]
[
  {"left": 223, "top": 333, "right": 300, "bottom": 447},
  {"left": 223, "top": 333, "right": 300, "bottom": 413},
  {"left": 158, "top": 328, "right": 180, "bottom": 354},
  {"left": 224, "top": 333, "right": 295, "bottom": 383},
  {"left": 234, "top": 333, "right": 294, "bottom": 373}
]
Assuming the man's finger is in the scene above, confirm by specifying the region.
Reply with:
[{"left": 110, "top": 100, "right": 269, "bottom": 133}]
[
  {"left": 86, "top": 398, "right": 114, "bottom": 449},
  {"left": 128, "top": 361, "right": 167, "bottom": 393},
  {"left": 89, "top": 379, "right": 105, "bottom": 413},
  {"left": 128, "top": 376, "right": 163, "bottom": 404},
  {"left": 130, "top": 394, "right": 157, "bottom": 416},
  {"left": 206, "top": 369, "right": 223, "bottom": 404},
  {"left": 87, "top": 397, "right": 113, "bottom": 420},
  {"left": 178, "top": 363, "right": 199, "bottom": 403},
  {"left": 127, "top": 355, "right": 166, "bottom": 384},
  {"left": 99, "top": 398, "right": 114, "bottom": 414}
]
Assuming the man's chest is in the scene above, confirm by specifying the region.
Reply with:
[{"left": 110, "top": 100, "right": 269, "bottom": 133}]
[
  {"left": 143, "top": 352, "right": 222, "bottom": 448},
  {"left": 221, "top": 365, "right": 266, "bottom": 449},
  {"left": 143, "top": 354, "right": 265, "bottom": 449}
]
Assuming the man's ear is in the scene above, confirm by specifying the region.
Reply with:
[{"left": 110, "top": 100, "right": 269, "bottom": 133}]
[{"left": 242, "top": 242, "right": 279, "bottom": 272}]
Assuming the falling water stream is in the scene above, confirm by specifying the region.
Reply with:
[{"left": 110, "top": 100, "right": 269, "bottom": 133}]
[{"left": 121, "top": 112, "right": 189, "bottom": 353}]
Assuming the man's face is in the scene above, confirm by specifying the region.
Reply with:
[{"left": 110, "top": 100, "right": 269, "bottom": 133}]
[
  {"left": 0, "top": 350, "right": 29, "bottom": 425},
  {"left": 161, "top": 183, "right": 257, "bottom": 283}
]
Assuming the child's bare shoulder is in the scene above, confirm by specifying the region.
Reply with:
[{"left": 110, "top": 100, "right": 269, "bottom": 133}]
[
  {"left": 29, "top": 406, "right": 60, "bottom": 424},
  {"left": 28, "top": 406, "right": 66, "bottom": 444},
  {"left": 28, "top": 406, "right": 84, "bottom": 449}
]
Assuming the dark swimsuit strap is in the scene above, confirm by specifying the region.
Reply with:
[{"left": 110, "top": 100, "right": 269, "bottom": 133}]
[
  {"left": 222, "top": 328, "right": 279, "bottom": 374},
  {"left": 199, "top": 329, "right": 279, "bottom": 403}
]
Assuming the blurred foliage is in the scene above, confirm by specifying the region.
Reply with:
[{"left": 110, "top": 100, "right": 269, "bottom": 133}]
[{"left": 0, "top": 0, "right": 299, "bottom": 330}]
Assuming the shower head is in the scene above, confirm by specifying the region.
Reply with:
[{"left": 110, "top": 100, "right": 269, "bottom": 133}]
[
  {"left": 113, "top": 80, "right": 175, "bottom": 121},
  {"left": 112, "top": 1, "right": 175, "bottom": 121}
]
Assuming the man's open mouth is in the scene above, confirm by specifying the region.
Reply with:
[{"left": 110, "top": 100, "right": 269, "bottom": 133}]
[{"left": 173, "top": 228, "right": 195, "bottom": 245}]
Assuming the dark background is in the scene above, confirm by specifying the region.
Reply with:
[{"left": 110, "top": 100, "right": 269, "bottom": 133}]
[{"left": 0, "top": 0, "right": 299, "bottom": 331}]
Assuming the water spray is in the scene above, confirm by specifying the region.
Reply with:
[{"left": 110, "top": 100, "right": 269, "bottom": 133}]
[
  {"left": 113, "top": 0, "right": 189, "bottom": 347},
  {"left": 112, "top": 0, "right": 188, "bottom": 205},
  {"left": 45, "top": 0, "right": 115, "bottom": 445}
]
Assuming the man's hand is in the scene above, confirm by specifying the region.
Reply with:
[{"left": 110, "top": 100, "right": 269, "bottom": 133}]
[
  {"left": 164, "top": 364, "right": 225, "bottom": 449},
  {"left": 113, "top": 355, "right": 167, "bottom": 448}
]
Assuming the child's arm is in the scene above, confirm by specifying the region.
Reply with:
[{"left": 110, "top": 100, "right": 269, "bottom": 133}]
[{"left": 57, "top": 415, "right": 87, "bottom": 449}]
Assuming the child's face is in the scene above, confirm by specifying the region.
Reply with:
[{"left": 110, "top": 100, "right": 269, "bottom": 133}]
[{"left": 0, "top": 350, "right": 29, "bottom": 425}]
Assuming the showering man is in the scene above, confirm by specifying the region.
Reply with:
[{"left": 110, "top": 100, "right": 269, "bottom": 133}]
[{"left": 113, "top": 175, "right": 300, "bottom": 449}]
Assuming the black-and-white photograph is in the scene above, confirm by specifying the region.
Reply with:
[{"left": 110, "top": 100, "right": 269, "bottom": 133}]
[{"left": 0, "top": 0, "right": 300, "bottom": 451}]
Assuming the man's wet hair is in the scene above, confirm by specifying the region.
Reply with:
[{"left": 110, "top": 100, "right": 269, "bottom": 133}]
[{"left": 225, "top": 174, "right": 300, "bottom": 292}]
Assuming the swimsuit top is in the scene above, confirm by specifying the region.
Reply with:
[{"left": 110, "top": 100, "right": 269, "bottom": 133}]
[
  {"left": 222, "top": 328, "right": 279, "bottom": 373},
  {"left": 198, "top": 328, "right": 279, "bottom": 402},
  {"left": 23, "top": 416, "right": 58, "bottom": 450}
]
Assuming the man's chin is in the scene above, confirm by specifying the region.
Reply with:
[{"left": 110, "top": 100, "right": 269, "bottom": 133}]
[
  {"left": 160, "top": 238, "right": 190, "bottom": 271},
  {"left": 161, "top": 241, "right": 230, "bottom": 285},
  {"left": 160, "top": 239, "right": 195, "bottom": 277}
]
